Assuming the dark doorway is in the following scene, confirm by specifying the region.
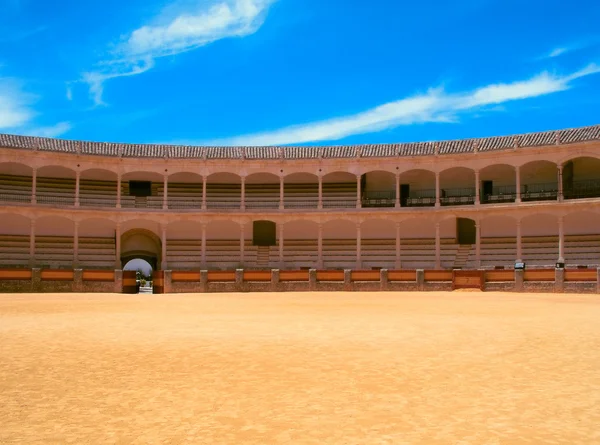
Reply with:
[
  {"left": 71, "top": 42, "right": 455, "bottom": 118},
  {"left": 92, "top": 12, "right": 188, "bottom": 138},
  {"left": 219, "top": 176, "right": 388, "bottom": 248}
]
[
  {"left": 457, "top": 218, "right": 476, "bottom": 245},
  {"left": 253, "top": 220, "right": 277, "bottom": 246},
  {"left": 129, "top": 181, "right": 152, "bottom": 197},
  {"left": 482, "top": 180, "right": 493, "bottom": 203},
  {"left": 400, "top": 184, "right": 410, "bottom": 207},
  {"left": 562, "top": 161, "right": 574, "bottom": 197}
]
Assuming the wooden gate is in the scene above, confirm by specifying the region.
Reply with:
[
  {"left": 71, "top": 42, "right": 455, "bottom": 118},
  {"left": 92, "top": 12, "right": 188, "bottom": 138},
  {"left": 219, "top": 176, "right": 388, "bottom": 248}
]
[
  {"left": 122, "top": 270, "right": 138, "bottom": 294},
  {"left": 453, "top": 270, "right": 484, "bottom": 290},
  {"left": 153, "top": 270, "right": 165, "bottom": 294}
]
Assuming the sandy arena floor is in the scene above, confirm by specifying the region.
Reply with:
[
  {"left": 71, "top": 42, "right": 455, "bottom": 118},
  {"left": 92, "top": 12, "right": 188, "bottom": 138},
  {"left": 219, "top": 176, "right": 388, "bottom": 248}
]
[{"left": 1, "top": 292, "right": 600, "bottom": 445}]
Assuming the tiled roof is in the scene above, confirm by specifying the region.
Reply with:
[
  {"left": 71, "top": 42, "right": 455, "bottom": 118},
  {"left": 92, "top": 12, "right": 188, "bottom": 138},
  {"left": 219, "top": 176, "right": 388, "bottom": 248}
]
[{"left": 0, "top": 124, "right": 598, "bottom": 160}]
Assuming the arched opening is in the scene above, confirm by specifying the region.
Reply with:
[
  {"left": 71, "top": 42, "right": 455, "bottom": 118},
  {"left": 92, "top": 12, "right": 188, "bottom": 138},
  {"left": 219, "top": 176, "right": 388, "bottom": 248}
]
[
  {"left": 520, "top": 161, "right": 558, "bottom": 202},
  {"left": 563, "top": 211, "right": 600, "bottom": 266},
  {"left": 79, "top": 168, "right": 118, "bottom": 208},
  {"left": 283, "top": 219, "right": 318, "bottom": 269},
  {"left": 398, "top": 169, "right": 435, "bottom": 207},
  {"left": 362, "top": 171, "right": 396, "bottom": 208},
  {"left": 121, "top": 171, "right": 164, "bottom": 209},
  {"left": 562, "top": 157, "right": 600, "bottom": 200},
  {"left": 0, "top": 213, "right": 31, "bottom": 267},
  {"left": 480, "top": 164, "right": 516, "bottom": 204},
  {"left": 36, "top": 165, "right": 76, "bottom": 206},
  {"left": 361, "top": 219, "right": 395, "bottom": 269},
  {"left": 167, "top": 172, "right": 203, "bottom": 209},
  {"left": 322, "top": 172, "right": 356, "bottom": 208},
  {"left": 246, "top": 172, "right": 280, "bottom": 209},
  {"left": 206, "top": 172, "right": 241, "bottom": 210},
  {"left": 322, "top": 219, "right": 356, "bottom": 268},
  {"left": 0, "top": 162, "right": 33, "bottom": 204},
  {"left": 480, "top": 215, "right": 517, "bottom": 269},
  {"left": 439, "top": 167, "right": 475, "bottom": 206},
  {"left": 284, "top": 173, "right": 318, "bottom": 209},
  {"left": 121, "top": 228, "right": 161, "bottom": 271},
  {"left": 123, "top": 258, "right": 154, "bottom": 293}
]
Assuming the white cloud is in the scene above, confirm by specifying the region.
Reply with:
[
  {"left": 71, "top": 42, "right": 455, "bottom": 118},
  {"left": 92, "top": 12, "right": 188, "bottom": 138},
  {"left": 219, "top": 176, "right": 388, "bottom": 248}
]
[
  {"left": 540, "top": 38, "right": 600, "bottom": 59},
  {"left": 548, "top": 47, "right": 568, "bottom": 58},
  {"left": 0, "top": 76, "right": 71, "bottom": 137},
  {"left": 84, "top": 0, "right": 276, "bottom": 105},
  {"left": 206, "top": 64, "right": 600, "bottom": 146}
]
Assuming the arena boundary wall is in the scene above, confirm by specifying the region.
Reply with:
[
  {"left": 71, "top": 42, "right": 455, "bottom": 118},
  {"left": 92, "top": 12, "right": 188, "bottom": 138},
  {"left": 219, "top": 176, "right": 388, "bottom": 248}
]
[{"left": 1, "top": 268, "right": 599, "bottom": 294}]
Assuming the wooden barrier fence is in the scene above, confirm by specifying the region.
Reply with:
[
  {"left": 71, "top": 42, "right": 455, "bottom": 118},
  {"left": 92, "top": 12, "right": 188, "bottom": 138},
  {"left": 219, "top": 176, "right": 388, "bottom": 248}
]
[
  {"left": 0, "top": 269, "right": 32, "bottom": 280},
  {"left": 388, "top": 270, "right": 417, "bottom": 282},
  {"left": 351, "top": 270, "right": 380, "bottom": 282},
  {"left": 280, "top": 270, "right": 309, "bottom": 282},
  {"left": 316, "top": 270, "right": 345, "bottom": 282}
]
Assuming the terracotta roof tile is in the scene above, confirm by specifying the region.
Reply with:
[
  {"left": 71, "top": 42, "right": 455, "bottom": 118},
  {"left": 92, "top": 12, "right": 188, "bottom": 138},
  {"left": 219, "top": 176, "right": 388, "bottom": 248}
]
[
  {"left": 283, "top": 147, "right": 320, "bottom": 159},
  {"left": 477, "top": 135, "right": 515, "bottom": 152}
]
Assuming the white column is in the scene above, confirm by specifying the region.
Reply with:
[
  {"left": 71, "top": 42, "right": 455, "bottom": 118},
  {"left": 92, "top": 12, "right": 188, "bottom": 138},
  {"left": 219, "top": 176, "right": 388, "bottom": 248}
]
[
  {"left": 279, "top": 176, "right": 284, "bottom": 210},
  {"left": 435, "top": 172, "right": 441, "bottom": 207},
  {"left": 241, "top": 176, "right": 246, "bottom": 211},
  {"left": 515, "top": 166, "right": 521, "bottom": 203},
  {"left": 395, "top": 173, "right": 400, "bottom": 208},
  {"left": 279, "top": 222, "right": 284, "bottom": 267},
  {"left": 161, "top": 225, "right": 167, "bottom": 270},
  {"left": 435, "top": 222, "right": 441, "bottom": 269},
  {"left": 73, "top": 221, "right": 80, "bottom": 267},
  {"left": 356, "top": 223, "right": 362, "bottom": 269},
  {"left": 475, "top": 221, "right": 481, "bottom": 268},
  {"left": 475, "top": 170, "right": 480, "bottom": 205},
  {"left": 557, "top": 165, "right": 563, "bottom": 202},
  {"left": 202, "top": 176, "right": 207, "bottom": 210},
  {"left": 29, "top": 219, "right": 35, "bottom": 267},
  {"left": 318, "top": 176, "right": 323, "bottom": 210},
  {"left": 116, "top": 173, "right": 122, "bottom": 208},
  {"left": 356, "top": 175, "right": 362, "bottom": 209},
  {"left": 115, "top": 223, "right": 121, "bottom": 269},
  {"left": 240, "top": 223, "right": 245, "bottom": 265},
  {"left": 163, "top": 175, "right": 168, "bottom": 209},
  {"left": 75, "top": 171, "right": 80, "bottom": 207},
  {"left": 317, "top": 223, "right": 323, "bottom": 268},
  {"left": 201, "top": 223, "right": 207, "bottom": 267},
  {"left": 558, "top": 216, "right": 564, "bottom": 262},
  {"left": 31, "top": 168, "right": 37, "bottom": 204},
  {"left": 395, "top": 222, "right": 401, "bottom": 269},
  {"left": 516, "top": 220, "right": 522, "bottom": 261}
]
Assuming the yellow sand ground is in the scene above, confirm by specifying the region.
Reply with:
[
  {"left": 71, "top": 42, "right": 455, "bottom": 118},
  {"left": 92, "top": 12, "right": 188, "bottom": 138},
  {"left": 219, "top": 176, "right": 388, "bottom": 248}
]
[{"left": 1, "top": 292, "right": 600, "bottom": 445}]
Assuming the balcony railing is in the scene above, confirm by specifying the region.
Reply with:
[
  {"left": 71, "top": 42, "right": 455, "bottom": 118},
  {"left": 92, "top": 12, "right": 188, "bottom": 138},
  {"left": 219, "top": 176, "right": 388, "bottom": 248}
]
[
  {"left": 404, "top": 189, "right": 436, "bottom": 207},
  {"left": 564, "top": 179, "right": 600, "bottom": 200},
  {"left": 440, "top": 188, "right": 476, "bottom": 206},
  {"left": 362, "top": 191, "right": 395, "bottom": 208},
  {"left": 482, "top": 185, "right": 517, "bottom": 204},
  {"left": 0, "top": 193, "right": 31, "bottom": 203},
  {"left": 323, "top": 199, "right": 356, "bottom": 209},
  {"left": 284, "top": 199, "right": 319, "bottom": 209},
  {"left": 521, "top": 182, "right": 558, "bottom": 202},
  {"left": 36, "top": 194, "right": 76, "bottom": 206},
  {"left": 246, "top": 200, "right": 280, "bottom": 209}
]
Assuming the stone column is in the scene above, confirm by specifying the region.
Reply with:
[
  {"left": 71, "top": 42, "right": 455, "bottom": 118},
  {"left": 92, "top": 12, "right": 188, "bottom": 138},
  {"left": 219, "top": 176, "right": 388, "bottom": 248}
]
[
  {"left": 202, "top": 176, "right": 207, "bottom": 210},
  {"left": 271, "top": 269, "right": 280, "bottom": 292},
  {"left": 435, "top": 172, "right": 441, "bottom": 207},
  {"left": 163, "top": 175, "right": 168, "bottom": 209},
  {"left": 554, "top": 267, "right": 564, "bottom": 293},
  {"left": 435, "top": 222, "right": 441, "bottom": 269},
  {"left": 278, "top": 222, "right": 284, "bottom": 268},
  {"left": 395, "top": 222, "right": 402, "bottom": 269},
  {"left": 115, "top": 223, "right": 121, "bottom": 269},
  {"left": 317, "top": 223, "right": 323, "bottom": 269},
  {"left": 31, "top": 168, "right": 37, "bottom": 204},
  {"left": 557, "top": 165, "right": 563, "bottom": 202},
  {"left": 240, "top": 176, "right": 246, "bottom": 211},
  {"left": 29, "top": 219, "right": 36, "bottom": 267},
  {"left": 515, "top": 166, "right": 521, "bottom": 203},
  {"left": 356, "top": 223, "right": 362, "bottom": 269},
  {"left": 318, "top": 175, "right": 323, "bottom": 210},
  {"left": 395, "top": 173, "right": 400, "bottom": 208},
  {"left": 380, "top": 269, "right": 389, "bottom": 291},
  {"left": 309, "top": 269, "right": 317, "bottom": 291},
  {"left": 356, "top": 174, "right": 362, "bottom": 209},
  {"left": 201, "top": 223, "right": 207, "bottom": 267},
  {"left": 163, "top": 270, "right": 172, "bottom": 294},
  {"left": 114, "top": 269, "right": 123, "bottom": 293},
  {"left": 74, "top": 221, "right": 79, "bottom": 268},
  {"left": 344, "top": 269, "right": 352, "bottom": 291},
  {"left": 279, "top": 176, "right": 284, "bottom": 210},
  {"left": 32, "top": 268, "right": 42, "bottom": 293},
  {"left": 73, "top": 269, "right": 83, "bottom": 293},
  {"left": 240, "top": 223, "right": 245, "bottom": 266},
  {"left": 515, "top": 268, "right": 524, "bottom": 292},
  {"left": 558, "top": 216, "right": 564, "bottom": 263},
  {"left": 416, "top": 269, "right": 425, "bottom": 291},
  {"left": 75, "top": 171, "right": 81, "bottom": 207},
  {"left": 116, "top": 173, "right": 122, "bottom": 208},
  {"left": 161, "top": 224, "right": 167, "bottom": 270},
  {"left": 475, "top": 221, "right": 481, "bottom": 268},
  {"left": 200, "top": 270, "right": 208, "bottom": 293},
  {"left": 474, "top": 169, "right": 480, "bottom": 205}
]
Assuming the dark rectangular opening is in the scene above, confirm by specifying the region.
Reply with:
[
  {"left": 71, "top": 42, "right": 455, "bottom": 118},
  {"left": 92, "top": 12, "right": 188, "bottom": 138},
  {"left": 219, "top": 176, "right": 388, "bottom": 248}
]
[
  {"left": 482, "top": 180, "right": 493, "bottom": 202},
  {"left": 400, "top": 184, "right": 410, "bottom": 207},
  {"left": 253, "top": 220, "right": 276, "bottom": 246},
  {"left": 456, "top": 217, "right": 476, "bottom": 245},
  {"left": 129, "top": 181, "right": 152, "bottom": 197}
]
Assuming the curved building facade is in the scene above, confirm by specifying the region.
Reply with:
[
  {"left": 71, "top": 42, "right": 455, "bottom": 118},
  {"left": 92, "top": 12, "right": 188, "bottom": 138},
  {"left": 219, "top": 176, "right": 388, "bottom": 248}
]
[{"left": 1, "top": 125, "right": 600, "bottom": 282}]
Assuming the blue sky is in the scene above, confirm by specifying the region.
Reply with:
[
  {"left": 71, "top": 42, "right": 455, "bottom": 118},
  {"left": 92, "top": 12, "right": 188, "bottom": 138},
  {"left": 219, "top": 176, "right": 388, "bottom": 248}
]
[{"left": 1, "top": 0, "right": 599, "bottom": 146}]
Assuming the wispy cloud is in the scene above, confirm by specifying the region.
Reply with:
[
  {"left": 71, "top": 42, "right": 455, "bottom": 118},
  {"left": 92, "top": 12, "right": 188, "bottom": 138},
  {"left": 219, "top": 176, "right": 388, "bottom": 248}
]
[
  {"left": 540, "top": 38, "right": 599, "bottom": 59},
  {"left": 0, "top": 76, "right": 71, "bottom": 137},
  {"left": 204, "top": 64, "right": 600, "bottom": 146},
  {"left": 83, "top": 0, "right": 276, "bottom": 105}
]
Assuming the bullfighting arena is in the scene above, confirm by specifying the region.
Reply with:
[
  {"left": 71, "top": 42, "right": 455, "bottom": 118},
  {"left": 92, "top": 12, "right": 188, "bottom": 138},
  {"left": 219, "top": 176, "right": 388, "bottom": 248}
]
[{"left": 2, "top": 292, "right": 600, "bottom": 444}]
